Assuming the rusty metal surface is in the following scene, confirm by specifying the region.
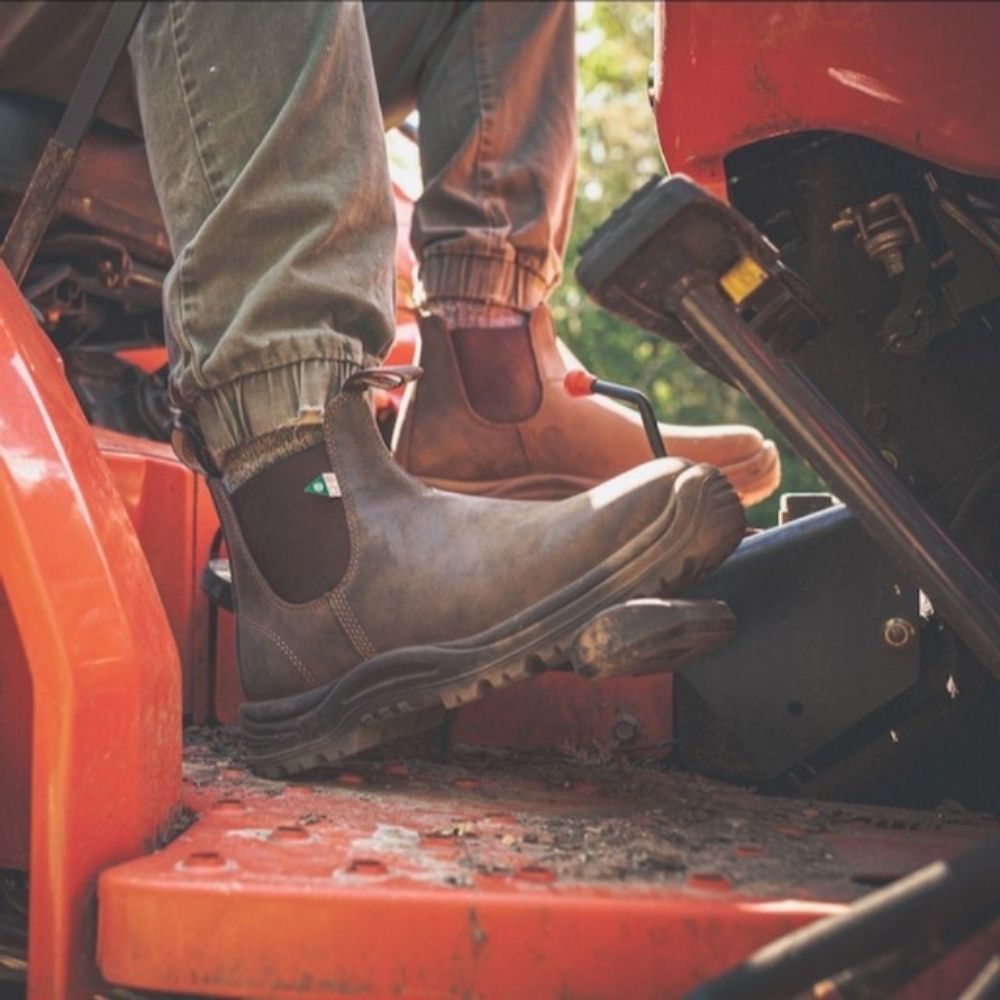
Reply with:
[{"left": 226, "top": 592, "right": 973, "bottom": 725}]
[{"left": 98, "top": 735, "right": 1000, "bottom": 999}]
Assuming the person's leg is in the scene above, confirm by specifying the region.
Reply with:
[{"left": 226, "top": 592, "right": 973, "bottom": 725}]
[
  {"left": 365, "top": 0, "right": 574, "bottom": 313},
  {"left": 131, "top": 1, "right": 395, "bottom": 479},
  {"left": 365, "top": 1, "right": 779, "bottom": 507},
  {"left": 125, "top": 0, "right": 745, "bottom": 772}
]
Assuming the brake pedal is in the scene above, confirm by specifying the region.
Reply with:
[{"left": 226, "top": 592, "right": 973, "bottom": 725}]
[
  {"left": 570, "top": 598, "right": 736, "bottom": 680},
  {"left": 576, "top": 174, "right": 826, "bottom": 377}
]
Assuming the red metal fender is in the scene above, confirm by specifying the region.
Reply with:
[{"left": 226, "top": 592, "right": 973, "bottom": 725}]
[
  {"left": 0, "top": 263, "right": 181, "bottom": 998},
  {"left": 655, "top": 1, "right": 1000, "bottom": 198}
]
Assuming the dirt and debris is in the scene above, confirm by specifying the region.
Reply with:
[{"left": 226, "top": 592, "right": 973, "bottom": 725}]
[
  {"left": 179, "top": 727, "right": 999, "bottom": 900},
  {"left": 154, "top": 803, "right": 197, "bottom": 848}
]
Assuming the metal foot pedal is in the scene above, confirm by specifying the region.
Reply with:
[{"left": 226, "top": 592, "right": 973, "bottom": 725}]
[
  {"left": 576, "top": 174, "right": 826, "bottom": 378},
  {"left": 570, "top": 598, "right": 736, "bottom": 680},
  {"left": 577, "top": 174, "right": 1000, "bottom": 683}
]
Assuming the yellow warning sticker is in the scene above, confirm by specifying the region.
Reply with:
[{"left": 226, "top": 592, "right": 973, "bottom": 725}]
[{"left": 719, "top": 256, "right": 768, "bottom": 305}]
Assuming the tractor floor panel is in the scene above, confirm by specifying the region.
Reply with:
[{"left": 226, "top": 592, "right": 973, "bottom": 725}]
[{"left": 96, "top": 731, "right": 1000, "bottom": 1000}]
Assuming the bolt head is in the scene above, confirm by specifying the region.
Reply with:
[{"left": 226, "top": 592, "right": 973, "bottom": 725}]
[
  {"left": 613, "top": 717, "right": 640, "bottom": 744},
  {"left": 883, "top": 617, "right": 916, "bottom": 650}
]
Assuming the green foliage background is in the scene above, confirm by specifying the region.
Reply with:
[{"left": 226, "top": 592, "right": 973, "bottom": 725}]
[{"left": 552, "top": 2, "right": 822, "bottom": 527}]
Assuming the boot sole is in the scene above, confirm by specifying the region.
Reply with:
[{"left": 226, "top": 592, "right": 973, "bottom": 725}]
[
  {"left": 570, "top": 598, "right": 737, "bottom": 680},
  {"left": 240, "top": 465, "right": 744, "bottom": 777},
  {"left": 418, "top": 441, "right": 780, "bottom": 508}
]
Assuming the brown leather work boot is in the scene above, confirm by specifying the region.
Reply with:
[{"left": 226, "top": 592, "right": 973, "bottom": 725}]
[
  {"left": 212, "top": 369, "right": 745, "bottom": 776},
  {"left": 392, "top": 307, "right": 781, "bottom": 507}
]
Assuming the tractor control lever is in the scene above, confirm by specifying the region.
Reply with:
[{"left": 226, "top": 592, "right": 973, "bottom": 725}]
[{"left": 564, "top": 369, "right": 666, "bottom": 459}]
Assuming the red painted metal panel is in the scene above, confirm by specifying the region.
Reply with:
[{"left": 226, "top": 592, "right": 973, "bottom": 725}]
[
  {"left": 451, "top": 670, "right": 673, "bottom": 758},
  {"left": 656, "top": 2, "right": 1000, "bottom": 195},
  {"left": 0, "top": 263, "right": 181, "bottom": 998},
  {"left": 0, "top": 588, "right": 32, "bottom": 869},
  {"left": 98, "top": 746, "right": 1000, "bottom": 998},
  {"left": 97, "top": 430, "right": 200, "bottom": 711},
  {"left": 97, "top": 431, "right": 225, "bottom": 722}
]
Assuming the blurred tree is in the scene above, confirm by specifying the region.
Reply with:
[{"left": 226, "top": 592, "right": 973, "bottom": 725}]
[{"left": 552, "top": 1, "right": 824, "bottom": 526}]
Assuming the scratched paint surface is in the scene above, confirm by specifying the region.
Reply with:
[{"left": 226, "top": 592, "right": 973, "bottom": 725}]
[{"left": 96, "top": 735, "right": 1000, "bottom": 999}]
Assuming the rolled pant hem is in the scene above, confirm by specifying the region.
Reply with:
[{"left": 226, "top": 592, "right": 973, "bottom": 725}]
[
  {"left": 419, "top": 250, "right": 554, "bottom": 312},
  {"left": 192, "top": 354, "right": 369, "bottom": 460}
]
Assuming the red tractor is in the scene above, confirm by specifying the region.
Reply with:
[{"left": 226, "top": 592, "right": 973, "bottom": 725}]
[{"left": 1, "top": 3, "right": 998, "bottom": 997}]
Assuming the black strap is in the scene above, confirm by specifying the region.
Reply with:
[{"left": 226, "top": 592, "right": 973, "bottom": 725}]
[{"left": 0, "top": 1, "right": 146, "bottom": 285}]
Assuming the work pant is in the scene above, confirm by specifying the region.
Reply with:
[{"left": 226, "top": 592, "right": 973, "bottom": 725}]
[{"left": 0, "top": 1, "right": 576, "bottom": 461}]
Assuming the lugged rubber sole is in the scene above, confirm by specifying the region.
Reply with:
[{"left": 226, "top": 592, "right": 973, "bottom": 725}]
[{"left": 239, "top": 465, "right": 744, "bottom": 777}]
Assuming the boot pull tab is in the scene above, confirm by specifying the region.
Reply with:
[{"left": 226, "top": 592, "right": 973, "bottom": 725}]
[
  {"left": 342, "top": 365, "right": 423, "bottom": 393},
  {"left": 171, "top": 410, "right": 222, "bottom": 478}
]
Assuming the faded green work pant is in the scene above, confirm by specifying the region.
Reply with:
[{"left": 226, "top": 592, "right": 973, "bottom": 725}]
[{"left": 0, "top": 1, "right": 576, "bottom": 461}]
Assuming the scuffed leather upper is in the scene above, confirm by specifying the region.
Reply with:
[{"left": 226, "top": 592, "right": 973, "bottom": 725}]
[
  {"left": 213, "top": 389, "right": 693, "bottom": 701},
  {"left": 393, "top": 307, "right": 767, "bottom": 486}
]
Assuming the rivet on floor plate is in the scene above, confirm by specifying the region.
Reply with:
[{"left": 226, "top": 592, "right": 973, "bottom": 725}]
[
  {"left": 515, "top": 864, "right": 556, "bottom": 884},
  {"left": 211, "top": 797, "right": 245, "bottom": 814},
  {"left": 420, "top": 833, "right": 455, "bottom": 848},
  {"left": 182, "top": 851, "right": 227, "bottom": 870},
  {"left": 483, "top": 812, "right": 516, "bottom": 825},
  {"left": 348, "top": 858, "right": 387, "bottom": 876},
  {"left": 453, "top": 778, "right": 481, "bottom": 791},
  {"left": 270, "top": 825, "right": 311, "bottom": 842},
  {"left": 775, "top": 824, "right": 807, "bottom": 838},
  {"left": 686, "top": 872, "right": 732, "bottom": 892},
  {"left": 613, "top": 715, "right": 641, "bottom": 745}
]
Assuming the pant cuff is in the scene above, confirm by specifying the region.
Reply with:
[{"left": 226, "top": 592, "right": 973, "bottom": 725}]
[
  {"left": 193, "top": 355, "right": 367, "bottom": 462},
  {"left": 418, "top": 250, "right": 553, "bottom": 313}
]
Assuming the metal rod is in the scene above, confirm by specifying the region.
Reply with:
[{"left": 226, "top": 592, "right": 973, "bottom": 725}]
[
  {"left": 683, "top": 835, "right": 1000, "bottom": 1000},
  {"left": 676, "top": 282, "right": 1000, "bottom": 682},
  {"left": 959, "top": 955, "right": 1000, "bottom": 1000},
  {"left": 817, "top": 901, "right": 1000, "bottom": 998},
  {"left": 591, "top": 378, "right": 667, "bottom": 458}
]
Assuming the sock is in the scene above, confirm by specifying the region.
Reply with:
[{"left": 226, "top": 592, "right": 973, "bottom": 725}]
[
  {"left": 225, "top": 428, "right": 350, "bottom": 604},
  {"left": 220, "top": 422, "right": 325, "bottom": 493},
  {"left": 434, "top": 300, "right": 542, "bottom": 424}
]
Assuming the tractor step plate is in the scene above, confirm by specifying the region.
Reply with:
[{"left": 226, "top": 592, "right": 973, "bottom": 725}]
[{"left": 97, "top": 733, "right": 1000, "bottom": 999}]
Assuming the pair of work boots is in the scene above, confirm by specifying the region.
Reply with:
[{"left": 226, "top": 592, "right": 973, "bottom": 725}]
[{"left": 212, "top": 307, "right": 773, "bottom": 776}]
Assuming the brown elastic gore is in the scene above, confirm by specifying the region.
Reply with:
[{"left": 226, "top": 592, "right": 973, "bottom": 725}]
[
  {"left": 451, "top": 324, "right": 543, "bottom": 424},
  {"left": 230, "top": 443, "right": 350, "bottom": 603}
]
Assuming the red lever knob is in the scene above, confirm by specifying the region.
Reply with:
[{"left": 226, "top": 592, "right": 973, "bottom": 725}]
[{"left": 564, "top": 368, "right": 597, "bottom": 398}]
